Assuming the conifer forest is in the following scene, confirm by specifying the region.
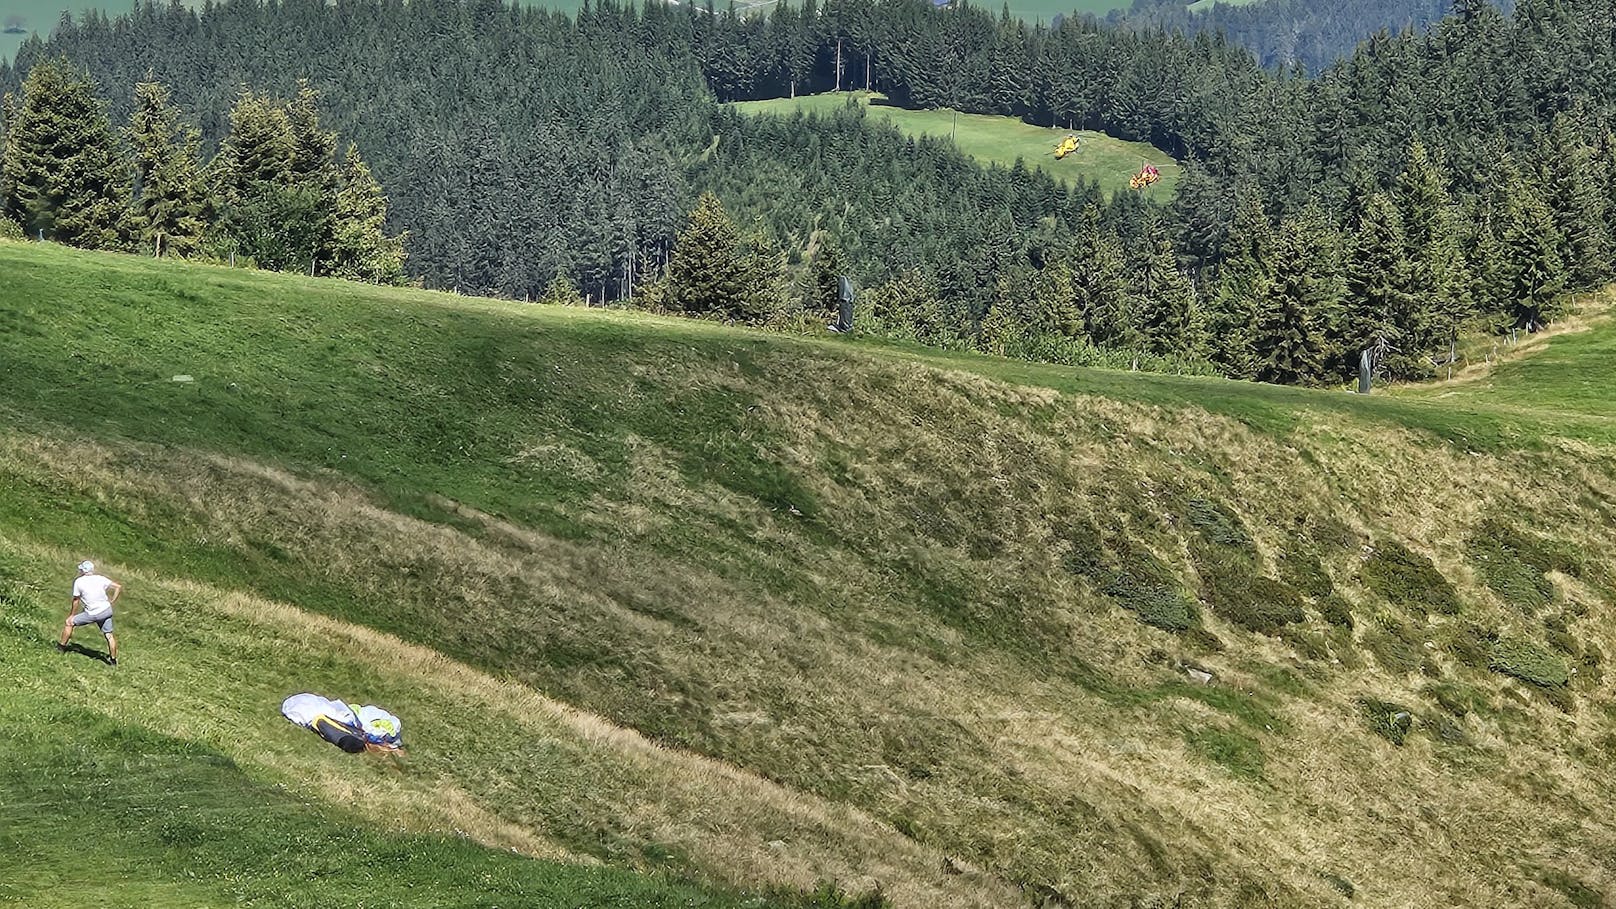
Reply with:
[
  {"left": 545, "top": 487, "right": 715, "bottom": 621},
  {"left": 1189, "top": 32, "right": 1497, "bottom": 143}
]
[{"left": 3, "top": 0, "right": 1612, "bottom": 385}]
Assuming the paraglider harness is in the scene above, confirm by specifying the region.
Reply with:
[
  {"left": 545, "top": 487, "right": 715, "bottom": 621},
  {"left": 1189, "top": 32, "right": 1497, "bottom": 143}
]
[
  {"left": 310, "top": 713, "right": 369, "bottom": 754},
  {"left": 282, "top": 693, "right": 403, "bottom": 754}
]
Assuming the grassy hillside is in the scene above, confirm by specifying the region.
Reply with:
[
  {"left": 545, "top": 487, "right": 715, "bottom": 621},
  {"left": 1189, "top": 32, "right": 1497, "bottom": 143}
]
[
  {"left": 2, "top": 239, "right": 1614, "bottom": 907},
  {"left": 729, "top": 91, "right": 1181, "bottom": 198}
]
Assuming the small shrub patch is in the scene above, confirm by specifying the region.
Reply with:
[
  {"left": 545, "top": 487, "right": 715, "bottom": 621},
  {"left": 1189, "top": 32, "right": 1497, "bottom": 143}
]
[
  {"left": 1365, "top": 626, "right": 1424, "bottom": 675},
  {"left": 1316, "top": 595, "right": 1355, "bottom": 628},
  {"left": 1443, "top": 622, "right": 1498, "bottom": 671},
  {"left": 1467, "top": 520, "right": 1557, "bottom": 612},
  {"left": 1277, "top": 549, "right": 1333, "bottom": 599},
  {"left": 1060, "top": 519, "right": 1104, "bottom": 577},
  {"left": 1193, "top": 548, "right": 1305, "bottom": 635},
  {"left": 1362, "top": 540, "right": 1461, "bottom": 616},
  {"left": 1534, "top": 869, "right": 1606, "bottom": 909},
  {"left": 1070, "top": 530, "right": 1199, "bottom": 633},
  {"left": 1186, "top": 498, "right": 1252, "bottom": 547},
  {"left": 1318, "top": 872, "right": 1355, "bottom": 899},
  {"left": 1425, "top": 713, "right": 1469, "bottom": 744},
  {"left": 1278, "top": 626, "right": 1330, "bottom": 661},
  {"left": 1546, "top": 627, "right": 1580, "bottom": 658},
  {"left": 1102, "top": 551, "right": 1198, "bottom": 632},
  {"left": 1305, "top": 516, "right": 1360, "bottom": 549},
  {"left": 1576, "top": 643, "right": 1604, "bottom": 687},
  {"left": 1489, "top": 638, "right": 1570, "bottom": 688},
  {"left": 1359, "top": 698, "right": 1415, "bottom": 745},
  {"left": 1423, "top": 681, "right": 1484, "bottom": 717}
]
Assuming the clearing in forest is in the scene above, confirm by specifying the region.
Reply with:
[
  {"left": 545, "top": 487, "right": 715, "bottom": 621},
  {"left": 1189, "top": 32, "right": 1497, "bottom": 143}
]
[{"left": 728, "top": 91, "right": 1181, "bottom": 198}]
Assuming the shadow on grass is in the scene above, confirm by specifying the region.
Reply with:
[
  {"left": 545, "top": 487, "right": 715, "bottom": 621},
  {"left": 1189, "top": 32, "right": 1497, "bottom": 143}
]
[{"left": 57, "top": 640, "right": 112, "bottom": 665}]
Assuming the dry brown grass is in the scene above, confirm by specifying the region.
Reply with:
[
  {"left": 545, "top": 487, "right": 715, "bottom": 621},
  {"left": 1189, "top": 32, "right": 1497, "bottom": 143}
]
[{"left": 4, "top": 334, "right": 1616, "bottom": 908}]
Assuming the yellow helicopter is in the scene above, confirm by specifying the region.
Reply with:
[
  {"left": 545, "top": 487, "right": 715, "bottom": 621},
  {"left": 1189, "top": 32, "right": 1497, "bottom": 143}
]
[{"left": 1053, "top": 134, "right": 1080, "bottom": 159}]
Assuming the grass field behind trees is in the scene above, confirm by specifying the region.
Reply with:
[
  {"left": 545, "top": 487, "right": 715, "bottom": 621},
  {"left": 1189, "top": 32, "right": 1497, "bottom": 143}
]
[
  {"left": 729, "top": 91, "right": 1181, "bottom": 197},
  {"left": 2, "top": 239, "right": 1613, "bottom": 906}
]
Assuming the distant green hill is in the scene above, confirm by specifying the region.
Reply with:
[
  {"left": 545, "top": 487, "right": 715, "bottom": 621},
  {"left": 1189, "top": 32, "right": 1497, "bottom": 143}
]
[
  {"left": 2, "top": 240, "right": 1613, "bottom": 907},
  {"left": 730, "top": 91, "right": 1180, "bottom": 197},
  {"left": 0, "top": 0, "right": 1141, "bottom": 60},
  {"left": 745, "top": 0, "right": 1139, "bottom": 22}
]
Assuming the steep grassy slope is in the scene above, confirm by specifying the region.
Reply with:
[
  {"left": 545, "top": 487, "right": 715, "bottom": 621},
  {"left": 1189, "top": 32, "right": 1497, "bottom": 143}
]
[
  {"left": 729, "top": 91, "right": 1181, "bottom": 197},
  {"left": 2, "top": 240, "right": 1614, "bottom": 908}
]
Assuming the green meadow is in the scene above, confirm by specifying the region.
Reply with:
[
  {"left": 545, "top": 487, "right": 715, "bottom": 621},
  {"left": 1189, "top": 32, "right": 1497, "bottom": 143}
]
[{"left": 730, "top": 91, "right": 1181, "bottom": 197}]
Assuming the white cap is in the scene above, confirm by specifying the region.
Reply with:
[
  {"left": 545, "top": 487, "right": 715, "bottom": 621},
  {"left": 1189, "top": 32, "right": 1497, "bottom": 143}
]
[{"left": 77, "top": 560, "right": 95, "bottom": 574}]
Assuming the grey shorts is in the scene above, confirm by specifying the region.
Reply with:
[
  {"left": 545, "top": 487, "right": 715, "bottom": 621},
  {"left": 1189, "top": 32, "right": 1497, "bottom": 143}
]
[{"left": 70, "top": 611, "right": 113, "bottom": 633}]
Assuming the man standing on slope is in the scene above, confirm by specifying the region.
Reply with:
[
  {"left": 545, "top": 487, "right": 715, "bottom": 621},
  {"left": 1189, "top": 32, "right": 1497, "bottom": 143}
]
[{"left": 59, "top": 560, "right": 121, "bottom": 666}]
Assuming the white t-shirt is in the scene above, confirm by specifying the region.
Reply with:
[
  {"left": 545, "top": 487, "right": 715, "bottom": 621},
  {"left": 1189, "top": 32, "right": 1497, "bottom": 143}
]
[{"left": 72, "top": 574, "right": 116, "bottom": 616}]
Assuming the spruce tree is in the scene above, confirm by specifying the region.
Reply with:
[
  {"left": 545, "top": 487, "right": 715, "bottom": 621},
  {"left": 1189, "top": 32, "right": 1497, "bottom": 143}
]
[
  {"left": 328, "top": 144, "right": 406, "bottom": 284},
  {"left": 1029, "top": 254, "right": 1081, "bottom": 341},
  {"left": 286, "top": 82, "right": 337, "bottom": 184},
  {"left": 1133, "top": 221, "right": 1199, "bottom": 358},
  {"left": 1203, "top": 195, "right": 1274, "bottom": 379},
  {"left": 1253, "top": 211, "right": 1339, "bottom": 385},
  {"left": 666, "top": 192, "right": 748, "bottom": 318},
  {"left": 976, "top": 292, "right": 1029, "bottom": 358},
  {"left": 1344, "top": 193, "right": 1416, "bottom": 373},
  {"left": 538, "top": 271, "right": 584, "bottom": 306},
  {"left": 803, "top": 233, "right": 846, "bottom": 319},
  {"left": 1538, "top": 112, "right": 1609, "bottom": 290},
  {"left": 211, "top": 90, "right": 295, "bottom": 201},
  {"left": 1067, "top": 207, "right": 1132, "bottom": 347},
  {"left": 1394, "top": 141, "right": 1469, "bottom": 348},
  {"left": 868, "top": 270, "right": 954, "bottom": 346},
  {"left": 1500, "top": 182, "right": 1566, "bottom": 331},
  {"left": 126, "top": 76, "right": 209, "bottom": 257},
  {"left": 738, "top": 223, "right": 790, "bottom": 323},
  {"left": 1, "top": 58, "right": 127, "bottom": 248}
]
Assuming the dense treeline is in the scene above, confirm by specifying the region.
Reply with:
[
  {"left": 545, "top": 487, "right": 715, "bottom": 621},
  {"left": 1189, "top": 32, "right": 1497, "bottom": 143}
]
[
  {"left": 4, "top": 0, "right": 1616, "bottom": 385},
  {"left": 1115, "top": 0, "right": 1494, "bottom": 73},
  {"left": 631, "top": 0, "right": 1616, "bottom": 381},
  {"left": 1, "top": 59, "right": 403, "bottom": 279}
]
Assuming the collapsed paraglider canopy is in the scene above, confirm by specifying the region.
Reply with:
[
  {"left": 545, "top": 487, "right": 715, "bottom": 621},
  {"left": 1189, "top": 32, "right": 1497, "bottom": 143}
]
[
  {"left": 282, "top": 693, "right": 403, "bottom": 754},
  {"left": 1129, "top": 163, "right": 1162, "bottom": 190},
  {"left": 1053, "top": 134, "right": 1080, "bottom": 160}
]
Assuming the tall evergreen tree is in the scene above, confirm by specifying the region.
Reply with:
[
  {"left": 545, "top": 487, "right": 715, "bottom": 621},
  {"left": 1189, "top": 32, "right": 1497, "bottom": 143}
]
[
  {"left": 1252, "top": 210, "right": 1340, "bottom": 385},
  {"left": 1344, "top": 192, "right": 1416, "bottom": 372},
  {"left": 1133, "top": 221, "right": 1200, "bottom": 358},
  {"left": 804, "top": 232, "right": 846, "bottom": 319},
  {"left": 1394, "top": 140, "right": 1470, "bottom": 349},
  {"left": 1, "top": 57, "right": 127, "bottom": 247},
  {"left": 1499, "top": 179, "right": 1566, "bottom": 331},
  {"left": 210, "top": 91, "right": 319, "bottom": 271},
  {"left": 1067, "top": 207, "right": 1132, "bottom": 347},
  {"left": 126, "top": 76, "right": 209, "bottom": 257},
  {"left": 1537, "top": 112, "right": 1609, "bottom": 290},
  {"left": 1204, "top": 195, "right": 1274, "bottom": 379},
  {"left": 666, "top": 192, "right": 749, "bottom": 318},
  {"left": 739, "top": 221, "right": 790, "bottom": 323},
  {"left": 328, "top": 144, "right": 406, "bottom": 284},
  {"left": 211, "top": 90, "right": 295, "bottom": 202},
  {"left": 868, "top": 270, "right": 956, "bottom": 346}
]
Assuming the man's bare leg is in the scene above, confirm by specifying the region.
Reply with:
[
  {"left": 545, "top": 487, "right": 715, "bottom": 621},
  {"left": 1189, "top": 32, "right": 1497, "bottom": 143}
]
[
  {"left": 105, "top": 633, "right": 118, "bottom": 662},
  {"left": 58, "top": 622, "right": 73, "bottom": 648}
]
